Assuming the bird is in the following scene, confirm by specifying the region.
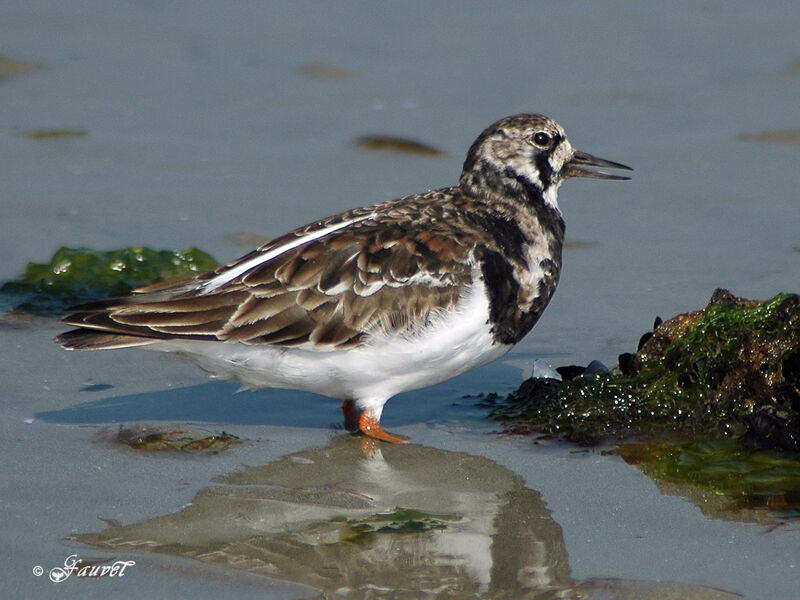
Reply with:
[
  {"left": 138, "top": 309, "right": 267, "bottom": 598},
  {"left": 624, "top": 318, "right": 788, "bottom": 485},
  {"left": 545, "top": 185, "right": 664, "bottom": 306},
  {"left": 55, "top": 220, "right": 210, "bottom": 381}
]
[{"left": 55, "top": 114, "right": 631, "bottom": 444}]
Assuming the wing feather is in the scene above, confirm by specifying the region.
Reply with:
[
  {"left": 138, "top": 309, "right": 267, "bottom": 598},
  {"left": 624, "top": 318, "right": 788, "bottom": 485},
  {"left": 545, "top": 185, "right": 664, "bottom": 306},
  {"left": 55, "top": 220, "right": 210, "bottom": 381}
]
[
  {"left": 229, "top": 293, "right": 301, "bottom": 326},
  {"left": 58, "top": 194, "right": 488, "bottom": 351}
]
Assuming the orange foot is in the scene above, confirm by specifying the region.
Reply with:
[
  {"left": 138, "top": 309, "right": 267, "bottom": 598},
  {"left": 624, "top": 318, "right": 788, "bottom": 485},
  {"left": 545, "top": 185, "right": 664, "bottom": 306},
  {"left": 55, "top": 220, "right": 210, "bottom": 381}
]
[
  {"left": 358, "top": 411, "right": 409, "bottom": 444},
  {"left": 340, "top": 401, "right": 409, "bottom": 444}
]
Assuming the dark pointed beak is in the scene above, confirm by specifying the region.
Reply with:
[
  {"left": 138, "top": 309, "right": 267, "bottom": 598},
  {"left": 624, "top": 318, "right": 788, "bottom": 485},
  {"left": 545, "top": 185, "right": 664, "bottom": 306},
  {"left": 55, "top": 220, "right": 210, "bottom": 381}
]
[{"left": 565, "top": 150, "right": 632, "bottom": 180}]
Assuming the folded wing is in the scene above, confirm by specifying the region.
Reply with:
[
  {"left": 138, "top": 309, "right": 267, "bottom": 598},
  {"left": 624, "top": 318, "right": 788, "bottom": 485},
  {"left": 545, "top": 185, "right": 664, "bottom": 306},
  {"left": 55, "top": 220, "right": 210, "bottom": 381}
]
[{"left": 56, "top": 216, "right": 475, "bottom": 350}]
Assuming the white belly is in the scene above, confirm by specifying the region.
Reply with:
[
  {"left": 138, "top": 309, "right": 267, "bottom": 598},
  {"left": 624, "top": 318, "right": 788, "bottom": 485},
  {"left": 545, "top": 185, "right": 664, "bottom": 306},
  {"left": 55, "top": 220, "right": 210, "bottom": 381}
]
[{"left": 154, "top": 278, "right": 510, "bottom": 415}]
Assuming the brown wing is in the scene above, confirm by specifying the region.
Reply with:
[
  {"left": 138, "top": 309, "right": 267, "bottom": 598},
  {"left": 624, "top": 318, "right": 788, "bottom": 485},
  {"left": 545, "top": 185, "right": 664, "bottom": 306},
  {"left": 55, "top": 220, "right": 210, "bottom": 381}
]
[{"left": 57, "top": 217, "right": 476, "bottom": 350}]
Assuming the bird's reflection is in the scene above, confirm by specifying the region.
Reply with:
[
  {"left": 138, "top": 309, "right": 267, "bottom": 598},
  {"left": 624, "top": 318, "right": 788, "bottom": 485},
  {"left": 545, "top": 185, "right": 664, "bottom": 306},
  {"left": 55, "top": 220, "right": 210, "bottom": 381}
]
[{"left": 72, "top": 437, "right": 739, "bottom": 599}]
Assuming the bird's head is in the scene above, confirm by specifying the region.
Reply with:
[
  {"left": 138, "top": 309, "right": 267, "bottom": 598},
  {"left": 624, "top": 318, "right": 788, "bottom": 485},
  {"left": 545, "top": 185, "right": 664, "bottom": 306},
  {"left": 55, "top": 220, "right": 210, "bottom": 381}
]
[{"left": 460, "top": 113, "right": 631, "bottom": 211}]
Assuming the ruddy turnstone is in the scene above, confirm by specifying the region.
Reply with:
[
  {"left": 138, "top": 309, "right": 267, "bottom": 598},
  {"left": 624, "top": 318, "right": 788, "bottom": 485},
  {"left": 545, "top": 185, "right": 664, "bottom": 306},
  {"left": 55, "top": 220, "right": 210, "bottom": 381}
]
[{"left": 55, "top": 114, "right": 631, "bottom": 443}]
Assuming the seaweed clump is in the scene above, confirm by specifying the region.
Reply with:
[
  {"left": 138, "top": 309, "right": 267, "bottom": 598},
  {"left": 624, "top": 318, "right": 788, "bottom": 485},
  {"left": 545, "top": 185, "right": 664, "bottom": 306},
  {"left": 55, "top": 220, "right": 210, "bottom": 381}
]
[
  {"left": 116, "top": 425, "right": 241, "bottom": 453},
  {"left": 341, "top": 507, "right": 461, "bottom": 544},
  {"left": 491, "top": 289, "right": 800, "bottom": 451},
  {"left": 0, "top": 246, "right": 218, "bottom": 314}
]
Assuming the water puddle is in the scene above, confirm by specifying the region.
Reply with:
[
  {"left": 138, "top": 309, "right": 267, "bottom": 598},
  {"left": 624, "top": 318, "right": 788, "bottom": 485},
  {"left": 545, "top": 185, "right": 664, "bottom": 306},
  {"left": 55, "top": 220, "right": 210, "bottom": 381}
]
[{"left": 71, "top": 436, "right": 739, "bottom": 599}]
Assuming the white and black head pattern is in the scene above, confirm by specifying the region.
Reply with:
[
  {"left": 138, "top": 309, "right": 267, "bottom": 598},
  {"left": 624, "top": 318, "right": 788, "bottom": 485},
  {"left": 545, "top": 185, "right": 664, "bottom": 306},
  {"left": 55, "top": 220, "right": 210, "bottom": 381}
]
[
  {"left": 460, "top": 113, "right": 630, "bottom": 214},
  {"left": 460, "top": 114, "right": 572, "bottom": 211}
]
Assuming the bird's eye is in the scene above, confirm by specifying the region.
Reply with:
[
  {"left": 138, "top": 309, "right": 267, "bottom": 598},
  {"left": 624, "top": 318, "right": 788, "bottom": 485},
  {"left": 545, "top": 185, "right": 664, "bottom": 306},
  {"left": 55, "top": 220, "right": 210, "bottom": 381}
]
[{"left": 532, "top": 131, "right": 552, "bottom": 147}]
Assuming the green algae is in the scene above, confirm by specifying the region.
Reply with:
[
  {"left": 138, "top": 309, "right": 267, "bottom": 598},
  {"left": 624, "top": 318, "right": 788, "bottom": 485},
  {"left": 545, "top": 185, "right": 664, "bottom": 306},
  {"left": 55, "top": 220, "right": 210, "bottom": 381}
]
[
  {"left": 116, "top": 425, "right": 241, "bottom": 453},
  {"left": 491, "top": 290, "right": 800, "bottom": 450},
  {"left": 0, "top": 246, "right": 219, "bottom": 314},
  {"left": 296, "top": 61, "right": 356, "bottom": 79},
  {"left": 354, "top": 134, "right": 446, "bottom": 155},
  {"left": 0, "top": 55, "right": 41, "bottom": 76},
  {"left": 28, "top": 129, "right": 89, "bottom": 139},
  {"left": 617, "top": 437, "right": 800, "bottom": 524},
  {"left": 340, "top": 507, "right": 461, "bottom": 543},
  {"left": 737, "top": 129, "right": 800, "bottom": 144}
]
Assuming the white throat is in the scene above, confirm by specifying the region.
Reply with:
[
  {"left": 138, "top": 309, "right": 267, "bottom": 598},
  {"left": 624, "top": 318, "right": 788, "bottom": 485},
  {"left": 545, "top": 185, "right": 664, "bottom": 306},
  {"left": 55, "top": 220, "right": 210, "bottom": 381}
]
[{"left": 542, "top": 184, "right": 562, "bottom": 214}]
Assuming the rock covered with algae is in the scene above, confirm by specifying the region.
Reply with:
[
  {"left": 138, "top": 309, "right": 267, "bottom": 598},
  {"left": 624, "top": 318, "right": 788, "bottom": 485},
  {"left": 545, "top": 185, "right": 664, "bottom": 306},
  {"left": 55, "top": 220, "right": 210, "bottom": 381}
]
[
  {"left": 491, "top": 289, "right": 800, "bottom": 451},
  {"left": 0, "top": 246, "right": 219, "bottom": 314}
]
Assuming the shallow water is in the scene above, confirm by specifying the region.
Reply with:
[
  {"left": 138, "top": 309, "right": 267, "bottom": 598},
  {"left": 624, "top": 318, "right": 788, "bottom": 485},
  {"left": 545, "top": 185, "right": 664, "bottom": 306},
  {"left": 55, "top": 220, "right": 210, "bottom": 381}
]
[{"left": 2, "top": 2, "right": 799, "bottom": 599}]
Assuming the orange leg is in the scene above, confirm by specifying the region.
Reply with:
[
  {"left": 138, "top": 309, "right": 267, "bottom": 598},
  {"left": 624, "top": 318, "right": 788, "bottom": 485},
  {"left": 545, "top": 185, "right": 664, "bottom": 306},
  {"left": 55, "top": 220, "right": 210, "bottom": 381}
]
[
  {"left": 341, "top": 400, "right": 361, "bottom": 432},
  {"left": 341, "top": 400, "right": 409, "bottom": 444},
  {"left": 357, "top": 410, "right": 410, "bottom": 444}
]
